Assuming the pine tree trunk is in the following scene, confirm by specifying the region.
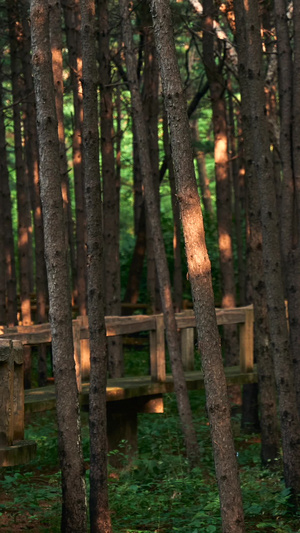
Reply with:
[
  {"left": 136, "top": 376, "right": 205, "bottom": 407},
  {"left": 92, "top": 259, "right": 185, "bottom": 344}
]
[
  {"left": 163, "top": 112, "right": 182, "bottom": 312},
  {"left": 62, "top": 0, "right": 87, "bottom": 315},
  {"left": 190, "top": 119, "right": 213, "bottom": 215},
  {"left": 202, "top": 1, "right": 239, "bottom": 366},
  {"left": 7, "top": 0, "right": 32, "bottom": 387},
  {"left": 120, "top": 0, "right": 200, "bottom": 467},
  {"left": 149, "top": 1, "right": 245, "bottom": 530},
  {"left": 30, "top": 2, "right": 87, "bottom": 529},
  {"left": 0, "top": 68, "right": 17, "bottom": 326},
  {"left": 20, "top": 0, "right": 48, "bottom": 385},
  {"left": 80, "top": 0, "right": 112, "bottom": 529},
  {"left": 98, "top": 0, "right": 123, "bottom": 377},
  {"left": 234, "top": 0, "right": 300, "bottom": 498},
  {"left": 49, "top": 0, "right": 76, "bottom": 290}
]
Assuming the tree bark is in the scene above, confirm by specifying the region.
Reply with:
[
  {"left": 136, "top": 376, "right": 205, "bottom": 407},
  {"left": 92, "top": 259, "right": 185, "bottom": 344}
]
[
  {"left": 0, "top": 65, "right": 17, "bottom": 326},
  {"left": 20, "top": 0, "right": 48, "bottom": 385},
  {"left": 30, "top": 1, "right": 87, "bottom": 530},
  {"left": 62, "top": 0, "right": 87, "bottom": 315},
  {"left": 7, "top": 0, "right": 32, "bottom": 387},
  {"left": 190, "top": 119, "right": 213, "bottom": 215},
  {"left": 120, "top": 0, "right": 200, "bottom": 467},
  {"left": 98, "top": 0, "right": 123, "bottom": 377},
  {"left": 49, "top": 0, "right": 76, "bottom": 290},
  {"left": 163, "top": 111, "right": 183, "bottom": 312},
  {"left": 149, "top": 1, "right": 245, "bottom": 530},
  {"left": 234, "top": 0, "right": 300, "bottom": 498},
  {"left": 202, "top": 0, "right": 239, "bottom": 366},
  {"left": 80, "top": 0, "right": 112, "bottom": 530}
]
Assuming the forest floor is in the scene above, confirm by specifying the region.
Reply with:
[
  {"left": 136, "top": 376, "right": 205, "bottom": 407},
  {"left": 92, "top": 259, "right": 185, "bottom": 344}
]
[{"left": 0, "top": 348, "right": 300, "bottom": 532}]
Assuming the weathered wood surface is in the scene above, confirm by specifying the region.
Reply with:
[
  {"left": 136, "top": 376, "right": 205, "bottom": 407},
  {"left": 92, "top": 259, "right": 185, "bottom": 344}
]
[
  {"left": 0, "top": 339, "right": 36, "bottom": 467},
  {"left": 24, "top": 366, "right": 257, "bottom": 414}
]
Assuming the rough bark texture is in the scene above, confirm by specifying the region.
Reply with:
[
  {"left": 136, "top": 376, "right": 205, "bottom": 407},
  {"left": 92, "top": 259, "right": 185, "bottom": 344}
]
[
  {"left": 234, "top": 0, "right": 300, "bottom": 498},
  {"left": 163, "top": 111, "right": 182, "bottom": 312},
  {"left": 98, "top": 0, "right": 123, "bottom": 377},
  {"left": 80, "top": 0, "right": 112, "bottom": 530},
  {"left": 235, "top": 27, "right": 280, "bottom": 459},
  {"left": 0, "top": 68, "right": 18, "bottom": 326},
  {"left": 150, "top": 1, "right": 245, "bottom": 531},
  {"left": 190, "top": 119, "right": 213, "bottom": 215},
  {"left": 202, "top": 0, "right": 239, "bottom": 365},
  {"left": 49, "top": 0, "right": 75, "bottom": 287},
  {"left": 120, "top": 0, "right": 200, "bottom": 467},
  {"left": 20, "top": 0, "right": 48, "bottom": 385},
  {"left": 30, "top": 1, "right": 87, "bottom": 530},
  {"left": 291, "top": 0, "right": 300, "bottom": 414},
  {"left": 62, "top": 0, "right": 87, "bottom": 314},
  {"left": 7, "top": 0, "right": 32, "bottom": 387},
  {"left": 227, "top": 87, "right": 245, "bottom": 306}
]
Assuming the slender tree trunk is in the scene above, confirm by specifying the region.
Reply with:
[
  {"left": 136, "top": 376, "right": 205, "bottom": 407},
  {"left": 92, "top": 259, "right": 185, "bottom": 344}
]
[
  {"left": 30, "top": 2, "right": 87, "bottom": 530},
  {"left": 163, "top": 111, "right": 182, "bottom": 312},
  {"left": 227, "top": 85, "right": 245, "bottom": 306},
  {"left": 49, "top": 0, "right": 75, "bottom": 286},
  {"left": 120, "top": 0, "right": 200, "bottom": 467},
  {"left": 80, "top": 0, "right": 112, "bottom": 530},
  {"left": 291, "top": 0, "right": 300, "bottom": 414},
  {"left": 234, "top": 0, "right": 300, "bottom": 498},
  {"left": 236, "top": 27, "right": 280, "bottom": 459},
  {"left": 98, "top": 0, "right": 123, "bottom": 377},
  {"left": 62, "top": 0, "right": 87, "bottom": 314},
  {"left": 0, "top": 67, "right": 17, "bottom": 326},
  {"left": 190, "top": 119, "right": 213, "bottom": 215},
  {"left": 202, "top": 1, "right": 239, "bottom": 365},
  {"left": 149, "top": 1, "right": 245, "bottom": 530},
  {"left": 0, "top": 159, "right": 6, "bottom": 325},
  {"left": 7, "top": 0, "right": 32, "bottom": 387},
  {"left": 20, "top": 0, "right": 48, "bottom": 385}
]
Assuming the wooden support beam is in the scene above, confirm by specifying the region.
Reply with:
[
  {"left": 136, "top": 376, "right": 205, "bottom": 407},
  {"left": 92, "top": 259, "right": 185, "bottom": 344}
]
[
  {"left": 180, "top": 310, "right": 195, "bottom": 371},
  {"left": 0, "top": 339, "right": 36, "bottom": 467},
  {"left": 150, "top": 315, "right": 166, "bottom": 382}
]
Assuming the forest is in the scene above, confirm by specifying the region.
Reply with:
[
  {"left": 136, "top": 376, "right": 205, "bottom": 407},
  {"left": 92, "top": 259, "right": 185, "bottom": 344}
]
[{"left": 0, "top": 0, "right": 300, "bottom": 532}]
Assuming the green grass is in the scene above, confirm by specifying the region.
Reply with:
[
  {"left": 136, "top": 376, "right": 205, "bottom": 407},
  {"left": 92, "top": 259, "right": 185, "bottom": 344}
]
[{"left": 1, "top": 370, "right": 300, "bottom": 532}]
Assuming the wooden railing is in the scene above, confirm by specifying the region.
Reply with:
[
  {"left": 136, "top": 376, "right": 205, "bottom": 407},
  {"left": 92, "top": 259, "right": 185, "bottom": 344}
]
[{"left": 0, "top": 305, "right": 254, "bottom": 390}]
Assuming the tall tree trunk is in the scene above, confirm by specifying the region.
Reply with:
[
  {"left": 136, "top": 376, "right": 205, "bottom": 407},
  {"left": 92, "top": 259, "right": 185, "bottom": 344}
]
[
  {"left": 235, "top": 23, "right": 280, "bottom": 459},
  {"left": 140, "top": 3, "right": 161, "bottom": 313},
  {"left": 49, "top": 0, "right": 75, "bottom": 288},
  {"left": 7, "top": 0, "right": 32, "bottom": 387},
  {"left": 120, "top": 0, "right": 200, "bottom": 467},
  {"left": 291, "top": 0, "right": 300, "bottom": 414},
  {"left": 0, "top": 66, "right": 17, "bottom": 326},
  {"left": 30, "top": 1, "right": 87, "bottom": 530},
  {"left": 227, "top": 85, "right": 245, "bottom": 306},
  {"left": 202, "top": 1, "right": 239, "bottom": 366},
  {"left": 150, "top": 1, "right": 245, "bottom": 530},
  {"left": 80, "top": 0, "right": 112, "bottom": 530},
  {"left": 234, "top": 0, "right": 300, "bottom": 499},
  {"left": 190, "top": 119, "right": 213, "bottom": 215},
  {"left": 62, "top": 0, "right": 87, "bottom": 314},
  {"left": 163, "top": 111, "right": 183, "bottom": 312},
  {"left": 98, "top": 0, "right": 123, "bottom": 377},
  {"left": 20, "top": 0, "right": 48, "bottom": 385}
]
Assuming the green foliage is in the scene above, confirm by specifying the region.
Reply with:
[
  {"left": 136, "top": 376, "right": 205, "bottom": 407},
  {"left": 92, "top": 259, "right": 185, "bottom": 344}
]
[{"left": 1, "top": 385, "right": 300, "bottom": 532}]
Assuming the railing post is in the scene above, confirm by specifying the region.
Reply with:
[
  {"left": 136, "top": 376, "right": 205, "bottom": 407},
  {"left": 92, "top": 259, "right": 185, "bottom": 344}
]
[
  {"left": 13, "top": 340, "right": 25, "bottom": 441},
  {"left": 239, "top": 306, "right": 254, "bottom": 372},
  {"left": 150, "top": 315, "right": 166, "bottom": 382},
  {"left": 0, "top": 340, "right": 14, "bottom": 446},
  {"left": 180, "top": 310, "right": 195, "bottom": 371}
]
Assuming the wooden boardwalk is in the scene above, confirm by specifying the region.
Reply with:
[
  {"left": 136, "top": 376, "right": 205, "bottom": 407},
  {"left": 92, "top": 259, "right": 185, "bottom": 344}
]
[
  {"left": 1, "top": 306, "right": 256, "bottom": 466},
  {"left": 25, "top": 366, "right": 258, "bottom": 414}
]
